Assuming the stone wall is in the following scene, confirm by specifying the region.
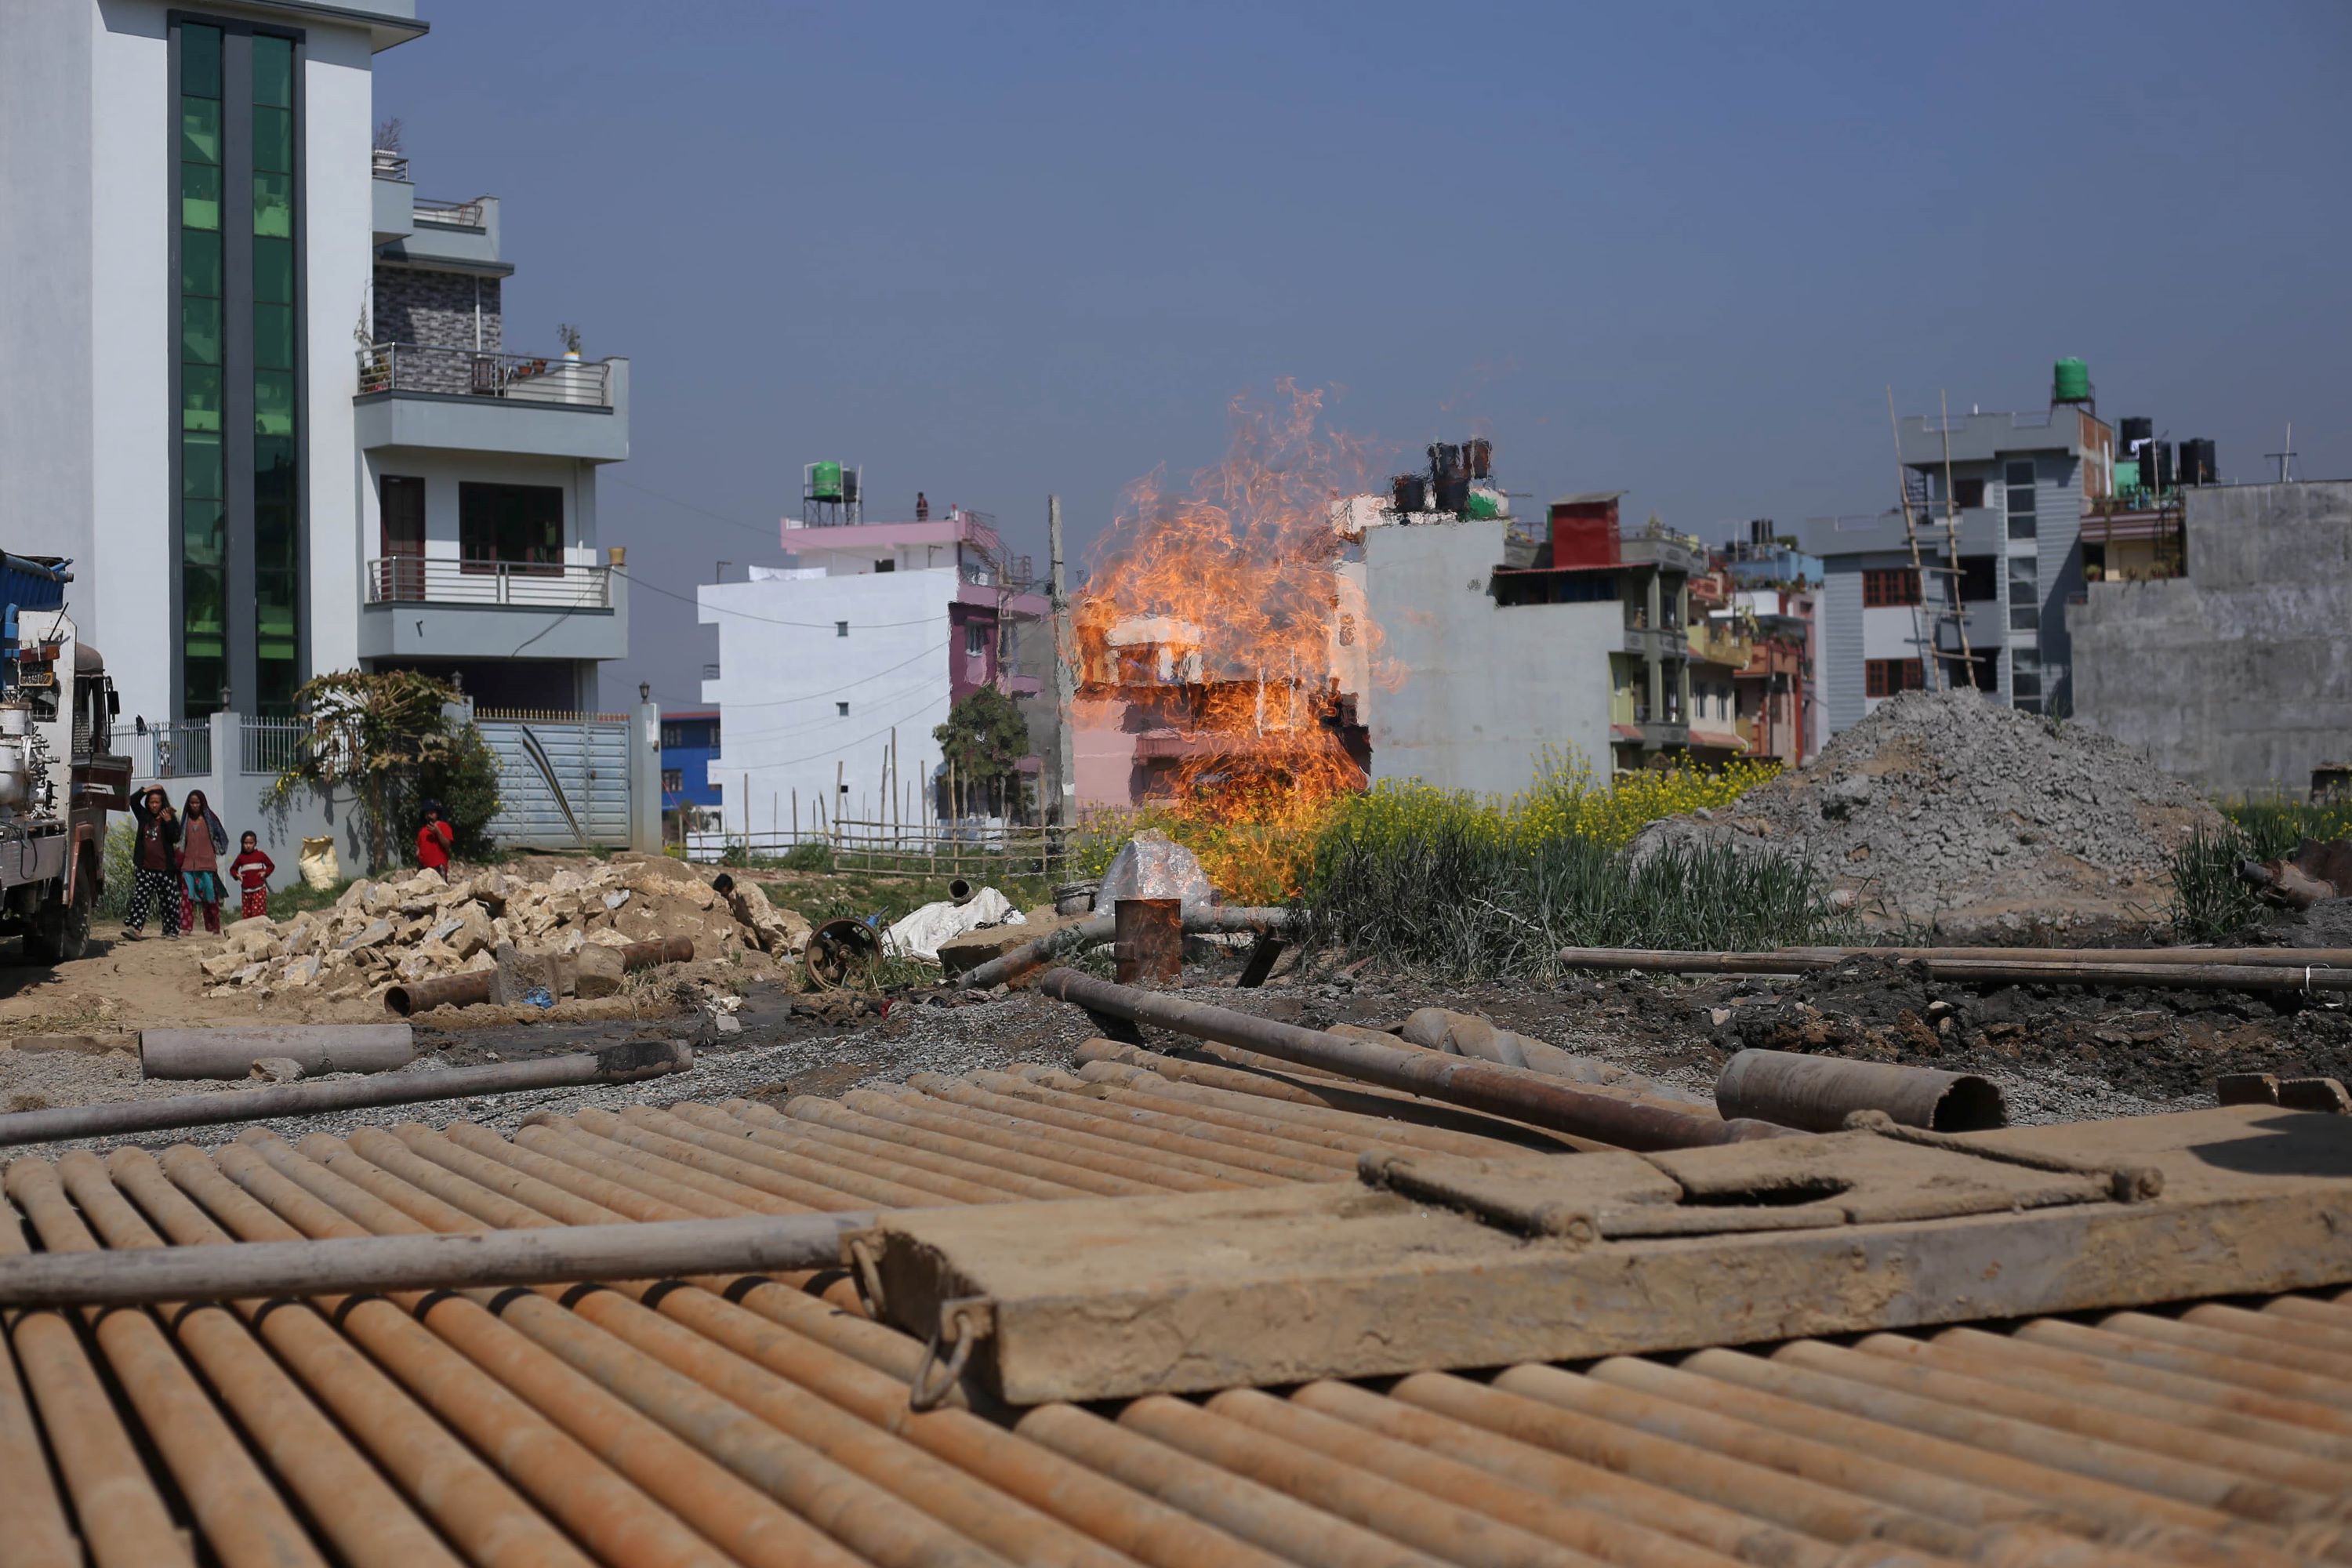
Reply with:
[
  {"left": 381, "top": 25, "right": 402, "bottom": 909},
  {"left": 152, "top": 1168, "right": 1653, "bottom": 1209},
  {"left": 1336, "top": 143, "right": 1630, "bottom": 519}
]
[
  {"left": 2070, "top": 481, "right": 2352, "bottom": 799},
  {"left": 372, "top": 265, "right": 501, "bottom": 392}
]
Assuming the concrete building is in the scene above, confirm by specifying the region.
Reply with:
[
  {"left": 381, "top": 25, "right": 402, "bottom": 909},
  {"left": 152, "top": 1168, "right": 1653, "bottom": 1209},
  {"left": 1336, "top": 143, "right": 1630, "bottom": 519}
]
[
  {"left": 0, "top": 0, "right": 644, "bottom": 877},
  {"left": 697, "top": 508, "right": 1046, "bottom": 837},
  {"left": 1801, "top": 394, "right": 2114, "bottom": 731},
  {"left": 2071, "top": 481, "right": 2352, "bottom": 800},
  {"left": 659, "top": 709, "right": 721, "bottom": 818}
]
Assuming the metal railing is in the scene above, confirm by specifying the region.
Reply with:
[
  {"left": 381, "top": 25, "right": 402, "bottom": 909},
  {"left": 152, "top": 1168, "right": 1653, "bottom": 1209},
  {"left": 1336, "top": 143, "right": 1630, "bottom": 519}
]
[
  {"left": 411, "top": 194, "right": 485, "bottom": 227},
  {"left": 370, "top": 148, "right": 410, "bottom": 180},
  {"left": 239, "top": 717, "right": 306, "bottom": 777},
  {"left": 358, "top": 343, "right": 614, "bottom": 406},
  {"left": 365, "top": 557, "right": 614, "bottom": 609},
  {"left": 151, "top": 720, "right": 212, "bottom": 779},
  {"left": 959, "top": 556, "right": 1035, "bottom": 591}
]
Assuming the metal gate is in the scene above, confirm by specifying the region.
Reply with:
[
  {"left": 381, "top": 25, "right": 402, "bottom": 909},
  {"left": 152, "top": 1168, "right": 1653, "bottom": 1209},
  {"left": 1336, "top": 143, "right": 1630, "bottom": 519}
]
[{"left": 476, "top": 709, "right": 632, "bottom": 850}]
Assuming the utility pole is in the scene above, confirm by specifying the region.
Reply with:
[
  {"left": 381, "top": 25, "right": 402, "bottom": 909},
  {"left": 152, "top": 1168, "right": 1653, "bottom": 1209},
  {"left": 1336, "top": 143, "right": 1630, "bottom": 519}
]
[{"left": 1048, "top": 494, "right": 1078, "bottom": 829}]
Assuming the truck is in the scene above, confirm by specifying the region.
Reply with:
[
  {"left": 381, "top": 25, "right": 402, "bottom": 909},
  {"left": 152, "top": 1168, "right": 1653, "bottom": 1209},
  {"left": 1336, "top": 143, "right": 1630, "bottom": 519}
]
[{"left": 0, "top": 554, "right": 129, "bottom": 961}]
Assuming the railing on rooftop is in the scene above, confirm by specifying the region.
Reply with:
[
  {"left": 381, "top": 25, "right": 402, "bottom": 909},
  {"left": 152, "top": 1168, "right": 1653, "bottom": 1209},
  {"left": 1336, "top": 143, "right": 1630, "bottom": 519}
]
[
  {"left": 1915, "top": 410, "right": 2056, "bottom": 434},
  {"left": 959, "top": 557, "right": 1035, "bottom": 592},
  {"left": 358, "top": 343, "right": 614, "bottom": 407},
  {"left": 239, "top": 717, "right": 306, "bottom": 777},
  {"left": 150, "top": 720, "right": 212, "bottom": 779},
  {"left": 411, "top": 195, "right": 485, "bottom": 228},
  {"left": 370, "top": 148, "right": 410, "bottom": 180},
  {"left": 365, "top": 556, "right": 614, "bottom": 610}
]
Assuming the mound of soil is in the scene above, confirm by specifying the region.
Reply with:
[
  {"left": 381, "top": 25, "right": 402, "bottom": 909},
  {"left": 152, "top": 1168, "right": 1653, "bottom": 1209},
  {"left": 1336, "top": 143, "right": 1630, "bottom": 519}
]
[{"left": 1632, "top": 689, "right": 2227, "bottom": 935}]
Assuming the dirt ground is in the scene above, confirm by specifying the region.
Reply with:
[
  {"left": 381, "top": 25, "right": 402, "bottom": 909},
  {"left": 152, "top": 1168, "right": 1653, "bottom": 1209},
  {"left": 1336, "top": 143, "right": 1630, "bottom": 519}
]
[{"left": 5, "top": 910, "right": 2347, "bottom": 1137}]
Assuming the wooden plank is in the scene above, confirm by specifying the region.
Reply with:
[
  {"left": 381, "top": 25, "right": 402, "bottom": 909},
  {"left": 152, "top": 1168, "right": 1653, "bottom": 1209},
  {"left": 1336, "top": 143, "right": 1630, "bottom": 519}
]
[{"left": 860, "top": 1107, "right": 2352, "bottom": 1405}]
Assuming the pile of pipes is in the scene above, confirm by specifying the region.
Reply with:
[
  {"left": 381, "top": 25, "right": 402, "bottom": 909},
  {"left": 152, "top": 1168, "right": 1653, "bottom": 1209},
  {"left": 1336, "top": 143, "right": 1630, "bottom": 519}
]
[{"left": 1554, "top": 944, "right": 2352, "bottom": 993}]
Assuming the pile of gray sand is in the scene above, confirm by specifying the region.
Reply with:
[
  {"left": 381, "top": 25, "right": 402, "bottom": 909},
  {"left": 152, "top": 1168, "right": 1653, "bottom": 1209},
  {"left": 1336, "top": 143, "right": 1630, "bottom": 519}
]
[{"left": 1630, "top": 689, "right": 2228, "bottom": 935}]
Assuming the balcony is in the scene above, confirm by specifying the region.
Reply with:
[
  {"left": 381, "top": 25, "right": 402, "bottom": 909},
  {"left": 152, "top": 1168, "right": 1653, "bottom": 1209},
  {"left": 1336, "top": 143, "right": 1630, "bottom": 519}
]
[
  {"left": 358, "top": 557, "right": 626, "bottom": 664},
  {"left": 354, "top": 343, "right": 630, "bottom": 462}
]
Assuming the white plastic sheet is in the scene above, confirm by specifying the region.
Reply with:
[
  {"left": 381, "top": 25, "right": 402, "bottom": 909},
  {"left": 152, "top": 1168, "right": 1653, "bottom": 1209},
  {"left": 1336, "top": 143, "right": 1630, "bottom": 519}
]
[{"left": 883, "top": 886, "right": 1024, "bottom": 963}]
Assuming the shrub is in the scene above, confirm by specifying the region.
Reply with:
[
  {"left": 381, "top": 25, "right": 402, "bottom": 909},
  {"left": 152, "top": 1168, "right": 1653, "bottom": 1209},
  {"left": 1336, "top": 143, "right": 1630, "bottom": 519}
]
[{"left": 2165, "top": 795, "right": 2352, "bottom": 943}]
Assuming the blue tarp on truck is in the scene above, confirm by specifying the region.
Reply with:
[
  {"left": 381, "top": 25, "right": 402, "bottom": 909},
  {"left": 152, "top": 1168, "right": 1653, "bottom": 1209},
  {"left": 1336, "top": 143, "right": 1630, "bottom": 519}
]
[{"left": 0, "top": 554, "right": 70, "bottom": 613}]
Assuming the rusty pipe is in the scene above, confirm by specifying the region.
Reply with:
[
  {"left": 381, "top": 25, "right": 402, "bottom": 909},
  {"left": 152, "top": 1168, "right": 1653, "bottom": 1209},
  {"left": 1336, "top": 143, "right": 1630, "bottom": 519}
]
[
  {"left": 985, "top": 1065, "right": 1358, "bottom": 1176},
  {"left": 108, "top": 1147, "right": 599, "bottom": 1568},
  {"left": 0, "top": 1038, "right": 691, "bottom": 1149},
  {"left": 1113, "top": 898, "right": 1183, "bottom": 985},
  {"left": 916, "top": 1071, "right": 1316, "bottom": 1183},
  {"left": 0, "top": 1272, "right": 80, "bottom": 1568},
  {"left": 1037, "top": 966, "right": 1790, "bottom": 1150},
  {"left": 1555, "top": 946, "right": 2352, "bottom": 993},
  {"left": 1715, "top": 1048, "right": 2007, "bottom": 1133},
  {"left": 4, "top": 1158, "right": 333, "bottom": 1568},
  {"left": 49, "top": 1151, "right": 466, "bottom": 1568},
  {"left": 849, "top": 1085, "right": 1216, "bottom": 1193},
  {"left": 385, "top": 936, "right": 694, "bottom": 1014},
  {"left": 958, "top": 906, "right": 1299, "bottom": 990},
  {"left": 702, "top": 1100, "right": 1087, "bottom": 1202},
  {"left": 648, "top": 1104, "right": 1019, "bottom": 1205},
  {"left": 786, "top": 1092, "right": 1166, "bottom": 1196}
]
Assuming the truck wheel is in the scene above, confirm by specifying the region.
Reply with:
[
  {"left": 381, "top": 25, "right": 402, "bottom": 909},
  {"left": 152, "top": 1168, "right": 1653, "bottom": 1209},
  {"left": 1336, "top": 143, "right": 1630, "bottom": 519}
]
[{"left": 26, "top": 869, "right": 93, "bottom": 964}]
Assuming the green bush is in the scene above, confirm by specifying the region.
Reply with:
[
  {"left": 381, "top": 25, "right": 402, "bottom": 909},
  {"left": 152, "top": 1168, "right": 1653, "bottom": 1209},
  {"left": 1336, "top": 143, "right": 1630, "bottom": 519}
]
[
  {"left": 2165, "top": 796, "right": 2352, "bottom": 943},
  {"left": 96, "top": 818, "right": 135, "bottom": 921}
]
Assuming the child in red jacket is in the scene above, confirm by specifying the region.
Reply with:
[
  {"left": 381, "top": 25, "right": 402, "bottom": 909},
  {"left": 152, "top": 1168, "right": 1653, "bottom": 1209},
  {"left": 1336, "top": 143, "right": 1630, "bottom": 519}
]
[
  {"left": 416, "top": 801, "right": 455, "bottom": 878},
  {"left": 228, "top": 832, "right": 274, "bottom": 921}
]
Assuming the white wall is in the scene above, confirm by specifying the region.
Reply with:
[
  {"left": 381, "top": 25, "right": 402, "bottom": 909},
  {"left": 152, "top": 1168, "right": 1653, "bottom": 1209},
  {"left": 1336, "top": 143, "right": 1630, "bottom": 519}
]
[
  {"left": 1359, "top": 519, "right": 1619, "bottom": 797},
  {"left": 303, "top": 20, "right": 376, "bottom": 681},
  {"left": 699, "top": 568, "right": 954, "bottom": 835}
]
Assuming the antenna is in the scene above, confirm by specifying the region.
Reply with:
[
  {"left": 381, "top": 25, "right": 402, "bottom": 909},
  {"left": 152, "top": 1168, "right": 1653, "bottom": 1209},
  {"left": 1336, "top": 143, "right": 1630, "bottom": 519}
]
[{"left": 2264, "top": 422, "right": 2297, "bottom": 484}]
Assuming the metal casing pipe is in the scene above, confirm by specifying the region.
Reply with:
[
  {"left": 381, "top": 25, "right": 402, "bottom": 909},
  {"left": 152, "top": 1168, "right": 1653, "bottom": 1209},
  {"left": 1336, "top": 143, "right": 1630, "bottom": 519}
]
[
  {"left": 140, "top": 1024, "right": 416, "bottom": 1081},
  {"left": 1715, "top": 1048, "right": 2006, "bottom": 1134},
  {"left": 1036, "top": 967, "right": 1791, "bottom": 1151},
  {"left": 1113, "top": 898, "right": 1182, "bottom": 986}
]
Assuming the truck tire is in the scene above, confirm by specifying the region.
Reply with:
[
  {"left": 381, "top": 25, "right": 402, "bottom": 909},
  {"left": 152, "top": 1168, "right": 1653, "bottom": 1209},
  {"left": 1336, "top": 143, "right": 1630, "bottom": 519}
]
[{"left": 26, "top": 863, "right": 93, "bottom": 963}]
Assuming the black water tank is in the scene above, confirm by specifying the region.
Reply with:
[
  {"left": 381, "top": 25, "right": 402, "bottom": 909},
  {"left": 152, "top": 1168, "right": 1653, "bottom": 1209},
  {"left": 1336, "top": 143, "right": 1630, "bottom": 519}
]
[
  {"left": 2151, "top": 440, "right": 2174, "bottom": 492},
  {"left": 1465, "top": 437, "right": 1493, "bottom": 480},
  {"left": 2119, "top": 416, "right": 2154, "bottom": 450},
  {"left": 2180, "top": 438, "right": 2218, "bottom": 486},
  {"left": 1392, "top": 473, "right": 1428, "bottom": 514},
  {"left": 1749, "top": 517, "right": 1776, "bottom": 546}
]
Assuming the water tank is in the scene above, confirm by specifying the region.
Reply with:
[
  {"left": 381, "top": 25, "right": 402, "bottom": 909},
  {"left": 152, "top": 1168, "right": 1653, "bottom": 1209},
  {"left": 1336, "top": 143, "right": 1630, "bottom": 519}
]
[
  {"left": 2118, "top": 416, "right": 2154, "bottom": 452},
  {"left": 1748, "top": 517, "right": 1776, "bottom": 546},
  {"left": 810, "top": 461, "right": 844, "bottom": 502},
  {"left": 2180, "top": 438, "right": 2217, "bottom": 486},
  {"left": 840, "top": 467, "right": 861, "bottom": 505},
  {"left": 2151, "top": 441, "right": 2174, "bottom": 492},
  {"left": 2114, "top": 458, "right": 2142, "bottom": 494},
  {"left": 1465, "top": 437, "right": 1493, "bottom": 480},
  {"left": 2053, "top": 358, "right": 2092, "bottom": 404},
  {"left": 1391, "top": 474, "right": 1428, "bottom": 514}
]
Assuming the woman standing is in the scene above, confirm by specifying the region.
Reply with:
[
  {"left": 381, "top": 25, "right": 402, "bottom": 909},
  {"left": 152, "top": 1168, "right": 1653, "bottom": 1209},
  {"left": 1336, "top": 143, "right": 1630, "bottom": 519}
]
[
  {"left": 123, "top": 786, "right": 181, "bottom": 939},
  {"left": 176, "top": 789, "right": 230, "bottom": 935}
]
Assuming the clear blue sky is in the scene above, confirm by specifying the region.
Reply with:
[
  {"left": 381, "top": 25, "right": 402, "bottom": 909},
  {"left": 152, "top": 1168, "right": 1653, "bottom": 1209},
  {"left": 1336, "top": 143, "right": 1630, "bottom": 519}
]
[{"left": 373, "top": 1, "right": 2352, "bottom": 711}]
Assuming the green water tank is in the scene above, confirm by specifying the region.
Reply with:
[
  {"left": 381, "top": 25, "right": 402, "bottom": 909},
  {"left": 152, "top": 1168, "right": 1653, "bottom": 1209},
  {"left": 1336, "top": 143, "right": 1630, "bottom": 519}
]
[
  {"left": 2114, "top": 458, "right": 2141, "bottom": 492},
  {"left": 2053, "top": 358, "right": 2091, "bottom": 404},
  {"left": 810, "top": 461, "right": 844, "bottom": 501}
]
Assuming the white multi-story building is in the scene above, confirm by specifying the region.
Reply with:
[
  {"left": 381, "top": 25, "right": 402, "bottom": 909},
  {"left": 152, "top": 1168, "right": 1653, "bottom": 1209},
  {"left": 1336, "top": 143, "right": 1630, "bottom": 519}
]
[
  {"left": 0, "top": 0, "right": 630, "bottom": 728},
  {"left": 696, "top": 508, "right": 1045, "bottom": 837}
]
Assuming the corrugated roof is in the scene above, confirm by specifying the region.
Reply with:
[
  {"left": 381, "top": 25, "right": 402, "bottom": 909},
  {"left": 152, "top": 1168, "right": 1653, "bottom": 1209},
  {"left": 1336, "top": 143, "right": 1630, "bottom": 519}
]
[{"left": 5, "top": 1047, "right": 2350, "bottom": 1566}]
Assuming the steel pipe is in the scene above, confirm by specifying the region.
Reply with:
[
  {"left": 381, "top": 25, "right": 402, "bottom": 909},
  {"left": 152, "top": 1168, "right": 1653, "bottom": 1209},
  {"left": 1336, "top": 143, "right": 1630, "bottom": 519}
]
[
  {"left": 1114, "top": 898, "right": 1183, "bottom": 985},
  {"left": 1557, "top": 946, "right": 2352, "bottom": 992},
  {"left": 958, "top": 906, "right": 1298, "bottom": 989},
  {"left": 0, "top": 1208, "right": 876, "bottom": 1310},
  {"left": 0, "top": 1039, "right": 691, "bottom": 1149},
  {"left": 1037, "top": 967, "right": 1790, "bottom": 1151},
  {"left": 1715, "top": 1048, "right": 2006, "bottom": 1133},
  {"left": 140, "top": 1023, "right": 416, "bottom": 1081},
  {"left": 385, "top": 935, "right": 694, "bottom": 1015}
]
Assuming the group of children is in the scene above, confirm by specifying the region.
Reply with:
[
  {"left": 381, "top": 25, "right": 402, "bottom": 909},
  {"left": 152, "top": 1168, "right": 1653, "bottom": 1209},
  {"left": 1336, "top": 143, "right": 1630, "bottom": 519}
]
[
  {"left": 122, "top": 792, "right": 459, "bottom": 940},
  {"left": 122, "top": 786, "right": 275, "bottom": 940}
]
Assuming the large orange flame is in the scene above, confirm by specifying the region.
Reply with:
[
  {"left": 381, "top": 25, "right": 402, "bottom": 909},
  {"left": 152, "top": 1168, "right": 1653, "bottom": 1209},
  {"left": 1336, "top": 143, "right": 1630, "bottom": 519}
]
[{"left": 1076, "top": 383, "right": 1385, "bottom": 828}]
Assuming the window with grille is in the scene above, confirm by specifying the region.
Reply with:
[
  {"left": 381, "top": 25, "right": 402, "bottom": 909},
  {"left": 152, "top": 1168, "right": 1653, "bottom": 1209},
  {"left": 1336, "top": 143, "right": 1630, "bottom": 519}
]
[
  {"left": 2005, "top": 459, "right": 2038, "bottom": 539},
  {"left": 1866, "top": 659, "right": 1925, "bottom": 698},
  {"left": 1862, "top": 568, "right": 1922, "bottom": 608}
]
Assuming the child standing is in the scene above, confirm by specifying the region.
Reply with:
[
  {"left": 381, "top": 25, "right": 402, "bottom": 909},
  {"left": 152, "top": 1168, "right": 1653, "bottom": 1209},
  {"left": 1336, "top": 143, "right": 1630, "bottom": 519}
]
[
  {"left": 228, "top": 832, "right": 274, "bottom": 921},
  {"left": 176, "top": 788, "right": 229, "bottom": 935},
  {"left": 416, "top": 800, "right": 455, "bottom": 879},
  {"left": 123, "top": 786, "right": 180, "bottom": 939}
]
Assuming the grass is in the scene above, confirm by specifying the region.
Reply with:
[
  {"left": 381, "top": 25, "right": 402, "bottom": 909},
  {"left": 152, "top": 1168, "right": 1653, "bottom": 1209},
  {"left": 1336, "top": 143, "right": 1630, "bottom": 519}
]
[
  {"left": 1305, "top": 760, "right": 1848, "bottom": 979},
  {"left": 2165, "top": 796, "right": 2352, "bottom": 943}
]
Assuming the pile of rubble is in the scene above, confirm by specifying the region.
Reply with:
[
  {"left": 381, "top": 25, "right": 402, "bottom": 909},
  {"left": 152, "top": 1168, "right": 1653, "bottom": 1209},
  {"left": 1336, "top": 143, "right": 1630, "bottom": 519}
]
[
  {"left": 1632, "top": 688, "right": 2229, "bottom": 934},
  {"left": 201, "top": 855, "right": 809, "bottom": 1001}
]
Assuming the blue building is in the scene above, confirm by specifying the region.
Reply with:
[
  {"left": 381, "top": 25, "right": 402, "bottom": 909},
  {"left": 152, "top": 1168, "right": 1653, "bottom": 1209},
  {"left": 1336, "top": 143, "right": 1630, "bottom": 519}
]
[{"left": 659, "top": 710, "right": 722, "bottom": 815}]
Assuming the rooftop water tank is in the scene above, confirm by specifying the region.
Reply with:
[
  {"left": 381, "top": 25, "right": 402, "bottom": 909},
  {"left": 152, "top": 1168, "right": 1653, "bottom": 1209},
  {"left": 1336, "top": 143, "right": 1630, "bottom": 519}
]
[
  {"left": 2053, "top": 358, "right": 2091, "bottom": 404},
  {"left": 810, "top": 462, "right": 844, "bottom": 502}
]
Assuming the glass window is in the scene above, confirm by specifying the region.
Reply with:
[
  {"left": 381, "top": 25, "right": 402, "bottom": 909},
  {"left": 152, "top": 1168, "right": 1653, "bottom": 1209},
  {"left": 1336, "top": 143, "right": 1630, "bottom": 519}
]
[
  {"left": 254, "top": 303, "right": 295, "bottom": 371},
  {"left": 252, "top": 106, "right": 292, "bottom": 174},
  {"left": 181, "top": 295, "right": 222, "bottom": 365},
  {"left": 2005, "top": 459, "right": 2038, "bottom": 541},
  {"left": 835, "top": 620, "right": 849, "bottom": 637},
  {"left": 379, "top": 476, "right": 426, "bottom": 557},
  {"left": 252, "top": 238, "right": 293, "bottom": 303},
  {"left": 662, "top": 769, "right": 684, "bottom": 793},
  {"left": 180, "top": 25, "right": 221, "bottom": 97},
  {"left": 837, "top": 702, "right": 850, "bottom": 717},
  {"left": 183, "top": 502, "right": 225, "bottom": 565},
  {"left": 182, "top": 431, "right": 223, "bottom": 500},
  {"left": 459, "top": 483, "right": 563, "bottom": 569},
  {"left": 252, "top": 36, "right": 292, "bottom": 108},
  {"left": 254, "top": 372, "right": 295, "bottom": 437},
  {"left": 182, "top": 365, "right": 222, "bottom": 432},
  {"left": 252, "top": 172, "right": 292, "bottom": 238},
  {"left": 964, "top": 624, "right": 986, "bottom": 657},
  {"left": 181, "top": 163, "right": 220, "bottom": 230},
  {"left": 180, "top": 96, "right": 221, "bottom": 165},
  {"left": 182, "top": 230, "right": 222, "bottom": 298}
]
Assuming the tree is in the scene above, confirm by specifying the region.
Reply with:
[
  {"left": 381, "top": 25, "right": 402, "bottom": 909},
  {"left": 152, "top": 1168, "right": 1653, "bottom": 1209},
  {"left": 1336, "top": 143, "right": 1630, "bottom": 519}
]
[
  {"left": 273, "top": 670, "right": 503, "bottom": 868},
  {"left": 933, "top": 687, "right": 1030, "bottom": 819}
]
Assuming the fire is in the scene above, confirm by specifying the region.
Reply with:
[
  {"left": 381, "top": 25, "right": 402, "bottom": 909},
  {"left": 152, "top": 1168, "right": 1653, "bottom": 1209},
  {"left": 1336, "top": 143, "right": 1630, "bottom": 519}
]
[{"left": 1076, "top": 383, "right": 1385, "bottom": 850}]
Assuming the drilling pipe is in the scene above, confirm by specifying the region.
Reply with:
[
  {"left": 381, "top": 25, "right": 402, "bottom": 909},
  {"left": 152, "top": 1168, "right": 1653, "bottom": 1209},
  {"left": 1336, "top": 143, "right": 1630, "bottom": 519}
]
[
  {"left": 1034, "top": 967, "right": 1791, "bottom": 1151},
  {"left": 959, "top": 906, "right": 1300, "bottom": 989}
]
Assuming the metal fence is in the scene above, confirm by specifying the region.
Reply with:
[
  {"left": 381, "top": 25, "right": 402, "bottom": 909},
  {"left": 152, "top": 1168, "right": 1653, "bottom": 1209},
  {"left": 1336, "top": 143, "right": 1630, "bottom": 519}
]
[
  {"left": 683, "top": 818, "right": 1069, "bottom": 879},
  {"left": 238, "top": 717, "right": 305, "bottom": 777},
  {"left": 365, "top": 557, "right": 613, "bottom": 608},
  {"left": 151, "top": 720, "right": 212, "bottom": 779},
  {"left": 410, "top": 194, "right": 485, "bottom": 227},
  {"left": 477, "top": 712, "right": 631, "bottom": 849},
  {"left": 357, "top": 343, "right": 613, "bottom": 405}
]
